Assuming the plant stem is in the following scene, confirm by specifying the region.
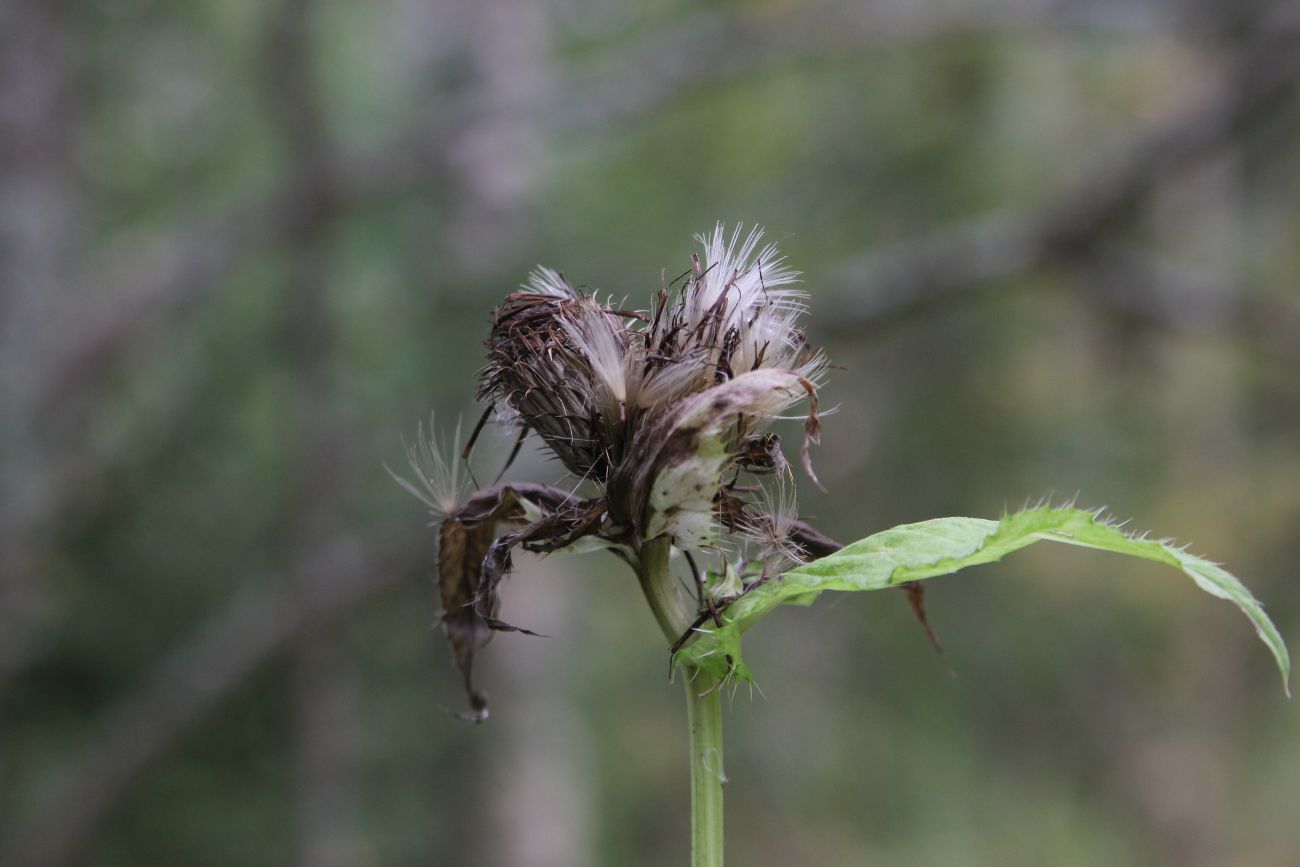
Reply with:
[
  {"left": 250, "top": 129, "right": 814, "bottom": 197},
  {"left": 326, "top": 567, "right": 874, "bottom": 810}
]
[
  {"left": 685, "top": 669, "right": 725, "bottom": 867},
  {"left": 635, "top": 537, "right": 694, "bottom": 642},
  {"left": 636, "top": 537, "right": 725, "bottom": 867}
]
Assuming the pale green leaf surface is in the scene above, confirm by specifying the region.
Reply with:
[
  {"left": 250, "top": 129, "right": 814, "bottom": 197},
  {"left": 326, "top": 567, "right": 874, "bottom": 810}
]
[{"left": 676, "top": 507, "right": 1290, "bottom": 694}]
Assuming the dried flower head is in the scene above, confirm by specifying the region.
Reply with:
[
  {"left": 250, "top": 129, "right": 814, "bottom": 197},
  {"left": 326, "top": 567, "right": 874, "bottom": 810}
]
[
  {"left": 478, "top": 225, "right": 824, "bottom": 476},
  {"left": 402, "top": 224, "right": 877, "bottom": 716}
]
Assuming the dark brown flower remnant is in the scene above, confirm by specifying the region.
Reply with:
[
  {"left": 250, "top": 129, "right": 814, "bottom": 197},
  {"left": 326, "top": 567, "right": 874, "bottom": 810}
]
[{"left": 397, "top": 225, "right": 937, "bottom": 717}]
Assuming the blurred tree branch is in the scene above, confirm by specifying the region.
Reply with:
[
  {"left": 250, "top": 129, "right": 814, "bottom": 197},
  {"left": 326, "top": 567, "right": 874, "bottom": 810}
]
[
  {"left": 263, "top": 1, "right": 370, "bottom": 865},
  {"left": 1080, "top": 242, "right": 1300, "bottom": 367},
  {"left": 822, "top": 22, "right": 1300, "bottom": 352},
  {"left": 0, "top": 0, "right": 82, "bottom": 786}
]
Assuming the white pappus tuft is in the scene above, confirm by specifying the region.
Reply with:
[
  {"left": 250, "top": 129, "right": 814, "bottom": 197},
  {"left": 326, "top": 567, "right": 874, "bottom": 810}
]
[
  {"left": 739, "top": 474, "right": 808, "bottom": 573},
  {"left": 387, "top": 415, "right": 470, "bottom": 520}
]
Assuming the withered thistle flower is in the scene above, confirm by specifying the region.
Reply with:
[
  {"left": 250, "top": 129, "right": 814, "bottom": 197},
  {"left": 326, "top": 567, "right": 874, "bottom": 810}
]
[{"left": 402, "top": 223, "right": 889, "bottom": 719}]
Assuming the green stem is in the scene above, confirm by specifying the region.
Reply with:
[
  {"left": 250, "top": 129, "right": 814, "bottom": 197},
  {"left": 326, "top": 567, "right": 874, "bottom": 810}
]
[
  {"left": 636, "top": 537, "right": 725, "bottom": 867},
  {"left": 635, "top": 537, "right": 695, "bottom": 642},
  {"left": 685, "top": 670, "right": 725, "bottom": 867}
]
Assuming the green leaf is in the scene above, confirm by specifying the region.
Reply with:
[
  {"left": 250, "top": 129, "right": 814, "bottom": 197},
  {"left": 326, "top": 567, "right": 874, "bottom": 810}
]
[{"left": 675, "top": 506, "right": 1290, "bottom": 694}]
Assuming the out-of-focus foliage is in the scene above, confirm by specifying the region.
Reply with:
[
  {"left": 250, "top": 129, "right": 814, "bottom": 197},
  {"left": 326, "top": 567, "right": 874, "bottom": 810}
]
[{"left": 2, "top": 0, "right": 1297, "bottom": 865}]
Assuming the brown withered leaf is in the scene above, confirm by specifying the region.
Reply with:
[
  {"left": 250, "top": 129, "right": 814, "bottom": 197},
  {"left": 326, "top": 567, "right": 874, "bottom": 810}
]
[
  {"left": 797, "top": 377, "right": 825, "bottom": 492},
  {"left": 787, "top": 519, "right": 843, "bottom": 560},
  {"left": 472, "top": 498, "right": 606, "bottom": 632},
  {"left": 901, "top": 581, "right": 946, "bottom": 658},
  {"left": 437, "top": 483, "right": 573, "bottom": 721},
  {"left": 438, "top": 516, "right": 497, "bottom": 721}
]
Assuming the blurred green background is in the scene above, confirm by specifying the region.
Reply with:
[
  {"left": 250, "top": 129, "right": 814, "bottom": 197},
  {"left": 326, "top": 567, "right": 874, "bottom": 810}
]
[{"left": 2, "top": 0, "right": 1298, "bottom": 865}]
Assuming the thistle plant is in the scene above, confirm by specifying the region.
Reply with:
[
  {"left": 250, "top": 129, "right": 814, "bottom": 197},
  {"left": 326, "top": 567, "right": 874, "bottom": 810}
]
[{"left": 397, "top": 225, "right": 1289, "bottom": 867}]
